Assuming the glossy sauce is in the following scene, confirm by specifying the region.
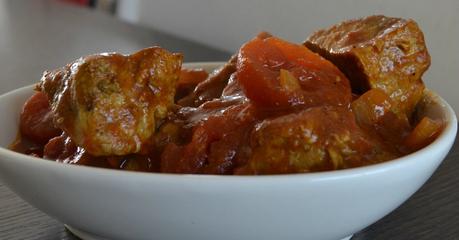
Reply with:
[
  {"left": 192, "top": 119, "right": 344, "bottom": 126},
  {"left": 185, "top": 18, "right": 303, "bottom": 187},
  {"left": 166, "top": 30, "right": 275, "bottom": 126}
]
[{"left": 10, "top": 33, "right": 443, "bottom": 175}]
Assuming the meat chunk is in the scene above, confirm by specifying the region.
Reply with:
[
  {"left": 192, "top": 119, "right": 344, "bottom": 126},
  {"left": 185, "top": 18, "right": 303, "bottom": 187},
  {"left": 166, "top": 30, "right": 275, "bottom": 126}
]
[
  {"left": 38, "top": 47, "right": 182, "bottom": 156},
  {"left": 304, "top": 15, "right": 430, "bottom": 119},
  {"left": 236, "top": 106, "right": 398, "bottom": 174}
]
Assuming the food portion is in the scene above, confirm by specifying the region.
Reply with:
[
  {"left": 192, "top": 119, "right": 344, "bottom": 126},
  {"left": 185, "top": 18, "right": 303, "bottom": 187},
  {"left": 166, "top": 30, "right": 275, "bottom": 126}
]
[
  {"left": 177, "top": 55, "right": 237, "bottom": 107},
  {"left": 38, "top": 47, "right": 182, "bottom": 156},
  {"left": 237, "top": 106, "right": 398, "bottom": 174},
  {"left": 236, "top": 35, "right": 351, "bottom": 110},
  {"left": 304, "top": 15, "right": 430, "bottom": 121},
  {"left": 10, "top": 16, "right": 444, "bottom": 174},
  {"left": 19, "top": 91, "right": 62, "bottom": 144},
  {"left": 161, "top": 102, "right": 256, "bottom": 174}
]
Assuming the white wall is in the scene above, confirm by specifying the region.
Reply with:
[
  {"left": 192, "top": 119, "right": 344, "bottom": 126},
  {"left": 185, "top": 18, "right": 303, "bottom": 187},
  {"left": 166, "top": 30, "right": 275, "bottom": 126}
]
[{"left": 118, "top": 0, "right": 459, "bottom": 114}]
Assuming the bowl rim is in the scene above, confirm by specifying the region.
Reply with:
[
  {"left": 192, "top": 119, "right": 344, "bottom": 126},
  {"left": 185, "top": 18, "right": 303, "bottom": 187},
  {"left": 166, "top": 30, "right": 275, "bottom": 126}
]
[{"left": 0, "top": 61, "right": 456, "bottom": 182}]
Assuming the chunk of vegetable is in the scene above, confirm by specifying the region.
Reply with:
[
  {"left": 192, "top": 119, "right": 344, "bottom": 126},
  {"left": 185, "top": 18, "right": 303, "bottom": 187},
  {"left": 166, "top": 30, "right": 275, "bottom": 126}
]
[
  {"left": 403, "top": 117, "right": 443, "bottom": 151},
  {"left": 175, "top": 68, "right": 209, "bottom": 101},
  {"left": 20, "top": 91, "right": 61, "bottom": 144},
  {"left": 236, "top": 35, "right": 351, "bottom": 109}
]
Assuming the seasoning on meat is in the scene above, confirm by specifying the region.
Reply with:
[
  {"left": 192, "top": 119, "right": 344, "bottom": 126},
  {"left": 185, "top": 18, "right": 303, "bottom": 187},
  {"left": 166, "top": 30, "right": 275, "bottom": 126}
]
[
  {"left": 38, "top": 47, "right": 182, "bottom": 156},
  {"left": 304, "top": 15, "right": 430, "bottom": 120},
  {"left": 236, "top": 106, "right": 398, "bottom": 174}
]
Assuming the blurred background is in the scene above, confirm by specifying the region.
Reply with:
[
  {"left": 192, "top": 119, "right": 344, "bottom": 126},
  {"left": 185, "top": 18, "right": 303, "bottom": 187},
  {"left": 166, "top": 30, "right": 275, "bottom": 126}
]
[{"left": 1, "top": 0, "right": 458, "bottom": 114}]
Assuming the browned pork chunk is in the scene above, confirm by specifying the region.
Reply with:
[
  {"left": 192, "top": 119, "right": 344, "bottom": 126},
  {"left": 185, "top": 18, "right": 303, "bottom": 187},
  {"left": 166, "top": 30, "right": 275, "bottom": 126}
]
[
  {"left": 304, "top": 15, "right": 430, "bottom": 120},
  {"left": 236, "top": 106, "right": 398, "bottom": 175},
  {"left": 38, "top": 47, "right": 182, "bottom": 156}
]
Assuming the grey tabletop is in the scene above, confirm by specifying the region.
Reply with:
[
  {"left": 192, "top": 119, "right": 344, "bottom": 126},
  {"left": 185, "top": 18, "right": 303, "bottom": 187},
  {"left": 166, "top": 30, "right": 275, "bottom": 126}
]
[{"left": 0, "top": 1, "right": 457, "bottom": 239}]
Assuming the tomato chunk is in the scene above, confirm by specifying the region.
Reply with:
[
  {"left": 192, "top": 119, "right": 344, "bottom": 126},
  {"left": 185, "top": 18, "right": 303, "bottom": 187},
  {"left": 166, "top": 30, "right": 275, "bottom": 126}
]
[
  {"left": 161, "top": 102, "right": 256, "bottom": 174},
  {"left": 235, "top": 35, "right": 351, "bottom": 109},
  {"left": 20, "top": 91, "right": 61, "bottom": 144},
  {"left": 175, "top": 68, "right": 209, "bottom": 101}
]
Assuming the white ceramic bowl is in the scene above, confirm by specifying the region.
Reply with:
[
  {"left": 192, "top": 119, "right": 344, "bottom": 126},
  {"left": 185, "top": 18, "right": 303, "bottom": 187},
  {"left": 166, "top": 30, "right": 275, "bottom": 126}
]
[{"left": 0, "top": 62, "right": 456, "bottom": 240}]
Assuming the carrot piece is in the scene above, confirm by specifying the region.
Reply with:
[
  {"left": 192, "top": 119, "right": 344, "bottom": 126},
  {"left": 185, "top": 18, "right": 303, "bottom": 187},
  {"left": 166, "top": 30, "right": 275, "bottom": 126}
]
[
  {"left": 235, "top": 35, "right": 351, "bottom": 109},
  {"left": 279, "top": 69, "right": 301, "bottom": 92},
  {"left": 403, "top": 117, "right": 444, "bottom": 151}
]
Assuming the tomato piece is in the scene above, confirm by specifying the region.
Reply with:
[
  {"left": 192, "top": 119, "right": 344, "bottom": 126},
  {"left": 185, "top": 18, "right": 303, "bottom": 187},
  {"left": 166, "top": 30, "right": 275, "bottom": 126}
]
[
  {"left": 235, "top": 35, "right": 351, "bottom": 109},
  {"left": 20, "top": 91, "right": 61, "bottom": 144},
  {"left": 178, "top": 68, "right": 208, "bottom": 86},
  {"left": 161, "top": 103, "right": 256, "bottom": 174},
  {"left": 175, "top": 68, "right": 209, "bottom": 101},
  {"left": 43, "top": 133, "right": 75, "bottom": 160}
]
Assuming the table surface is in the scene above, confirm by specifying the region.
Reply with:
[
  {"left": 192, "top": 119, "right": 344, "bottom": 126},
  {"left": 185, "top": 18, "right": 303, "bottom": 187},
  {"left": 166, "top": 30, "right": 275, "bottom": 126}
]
[{"left": 0, "top": 1, "right": 458, "bottom": 239}]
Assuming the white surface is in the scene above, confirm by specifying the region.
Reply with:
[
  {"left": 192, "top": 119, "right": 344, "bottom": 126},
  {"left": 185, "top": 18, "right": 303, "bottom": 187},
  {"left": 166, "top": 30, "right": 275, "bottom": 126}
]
[
  {"left": 0, "top": 63, "right": 456, "bottom": 240},
  {"left": 67, "top": 224, "right": 354, "bottom": 240},
  {"left": 117, "top": 0, "right": 459, "bottom": 115}
]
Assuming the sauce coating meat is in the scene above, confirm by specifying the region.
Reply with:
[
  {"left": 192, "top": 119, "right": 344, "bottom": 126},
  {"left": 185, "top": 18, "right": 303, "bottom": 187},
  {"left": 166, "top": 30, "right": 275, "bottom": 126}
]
[
  {"left": 304, "top": 15, "right": 430, "bottom": 121},
  {"left": 11, "top": 16, "right": 443, "bottom": 174},
  {"left": 237, "top": 106, "right": 398, "bottom": 174},
  {"left": 38, "top": 47, "right": 182, "bottom": 156}
]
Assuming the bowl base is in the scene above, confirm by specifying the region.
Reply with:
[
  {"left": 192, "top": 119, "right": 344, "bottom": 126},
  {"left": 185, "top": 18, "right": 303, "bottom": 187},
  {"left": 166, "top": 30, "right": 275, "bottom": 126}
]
[
  {"left": 65, "top": 224, "right": 353, "bottom": 240},
  {"left": 65, "top": 225, "right": 108, "bottom": 240},
  {"left": 341, "top": 235, "right": 353, "bottom": 240}
]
